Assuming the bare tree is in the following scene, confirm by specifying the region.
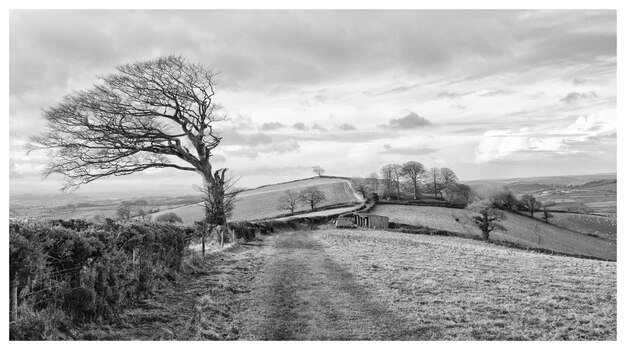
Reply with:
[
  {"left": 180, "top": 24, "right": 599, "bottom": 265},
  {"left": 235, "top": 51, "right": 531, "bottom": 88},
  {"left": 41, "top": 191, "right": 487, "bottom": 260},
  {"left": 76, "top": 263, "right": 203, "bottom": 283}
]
[
  {"left": 401, "top": 161, "right": 425, "bottom": 200},
  {"left": 381, "top": 164, "right": 403, "bottom": 199},
  {"left": 466, "top": 199, "right": 507, "bottom": 240},
  {"left": 426, "top": 168, "right": 444, "bottom": 199},
  {"left": 520, "top": 194, "right": 542, "bottom": 218},
  {"left": 312, "top": 166, "right": 326, "bottom": 177},
  {"left": 440, "top": 167, "right": 459, "bottom": 191},
  {"left": 366, "top": 172, "right": 379, "bottom": 194},
  {"left": 27, "top": 55, "right": 231, "bottom": 225},
  {"left": 277, "top": 190, "right": 300, "bottom": 214},
  {"left": 299, "top": 186, "right": 327, "bottom": 210}
]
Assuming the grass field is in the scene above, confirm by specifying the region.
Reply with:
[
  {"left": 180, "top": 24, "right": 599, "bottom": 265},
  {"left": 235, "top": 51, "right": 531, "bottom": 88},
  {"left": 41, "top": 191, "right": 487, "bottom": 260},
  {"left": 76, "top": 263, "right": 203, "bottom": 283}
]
[
  {"left": 315, "top": 229, "right": 616, "bottom": 340},
  {"left": 156, "top": 177, "right": 361, "bottom": 224},
  {"left": 370, "top": 204, "right": 616, "bottom": 260}
]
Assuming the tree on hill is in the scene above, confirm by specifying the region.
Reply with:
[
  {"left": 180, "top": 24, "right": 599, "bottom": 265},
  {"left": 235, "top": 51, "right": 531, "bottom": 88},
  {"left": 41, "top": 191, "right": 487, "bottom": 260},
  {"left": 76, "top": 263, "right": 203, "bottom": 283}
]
[
  {"left": 426, "top": 168, "right": 444, "bottom": 199},
  {"left": 466, "top": 199, "right": 507, "bottom": 240},
  {"left": 299, "top": 186, "right": 327, "bottom": 210},
  {"left": 520, "top": 194, "right": 542, "bottom": 218},
  {"left": 381, "top": 164, "right": 403, "bottom": 199},
  {"left": 27, "top": 55, "right": 232, "bottom": 228},
  {"left": 312, "top": 166, "right": 326, "bottom": 177},
  {"left": 116, "top": 202, "right": 132, "bottom": 221},
  {"left": 440, "top": 167, "right": 458, "bottom": 190},
  {"left": 491, "top": 190, "right": 518, "bottom": 210},
  {"left": 277, "top": 190, "right": 301, "bottom": 214},
  {"left": 155, "top": 212, "right": 183, "bottom": 224},
  {"left": 446, "top": 183, "right": 473, "bottom": 205},
  {"left": 401, "top": 161, "right": 426, "bottom": 200},
  {"left": 366, "top": 173, "right": 380, "bottom": 194}
]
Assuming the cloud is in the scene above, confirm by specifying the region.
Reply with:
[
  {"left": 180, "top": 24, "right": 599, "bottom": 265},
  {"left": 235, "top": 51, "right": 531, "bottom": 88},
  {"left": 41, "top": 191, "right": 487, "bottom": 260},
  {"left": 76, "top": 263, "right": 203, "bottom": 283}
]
[
  {"left": 386, "top": 112, "right": 432, "bottom": 129},
  {"left": 228, "top": 139, "right": 300, "bottom": 158},
  {"left": 561, "top": 91, "right": 598, "bottom": 104},
  {"left": 572, "top": 77, "right": 586, "bottom": 85},
  {"left": 337, "top": 123, "right": 356, "bottom": 131},
  {"left": 437, "top": 91, "right": 460, "bottom": 99},
  {"left": 312, "top": 124, "right": 327, "bottom": 132},
  {"left": 380, "top": 147, "right": 437, "bottom": 155},
  {"left": 260, "top": 122, "right": 286, "bottom": 131},
  {"left": 219, "top": 129, "right": 274, "bottom": 147},
  {"left": 475, "top": 114, "right": 615, "bottom": 163},
  {"left": 293, "top": 122, "right": 309, "bottom": 131}
]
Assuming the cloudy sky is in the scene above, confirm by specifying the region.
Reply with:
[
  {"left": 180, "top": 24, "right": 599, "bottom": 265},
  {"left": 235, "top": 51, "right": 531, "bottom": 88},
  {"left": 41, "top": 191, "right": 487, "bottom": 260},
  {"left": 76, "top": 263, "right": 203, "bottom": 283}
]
[{"left": 9, "top": 10, "right": 617, "bottom": 196}]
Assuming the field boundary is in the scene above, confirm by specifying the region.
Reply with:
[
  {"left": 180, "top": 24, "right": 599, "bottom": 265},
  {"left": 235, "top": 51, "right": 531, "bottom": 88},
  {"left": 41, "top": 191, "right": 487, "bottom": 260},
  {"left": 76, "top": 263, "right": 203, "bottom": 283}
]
[{"left": 388, "top": 221, "right": 615, "bottom": 262}]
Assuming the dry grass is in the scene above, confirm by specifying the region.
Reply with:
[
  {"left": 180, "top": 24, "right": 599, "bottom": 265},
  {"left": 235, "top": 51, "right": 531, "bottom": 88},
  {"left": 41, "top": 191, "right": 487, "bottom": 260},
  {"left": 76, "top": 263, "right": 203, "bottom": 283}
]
[
  {"left": 371, "top": 205, "right": 616, "bottom": 260},
  {"left": 315, "top": 229, "right": 616, "bottom": 340},
  {"left": 157, "top": 177, "right": 360, "bottom": 224}
]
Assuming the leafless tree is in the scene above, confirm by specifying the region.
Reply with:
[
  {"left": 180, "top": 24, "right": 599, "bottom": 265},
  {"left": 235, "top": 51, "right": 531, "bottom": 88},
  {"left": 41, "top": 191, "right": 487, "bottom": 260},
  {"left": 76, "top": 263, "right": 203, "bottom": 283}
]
[
  {"left": 27, "top": 55, "right": 231, "bottom": 225},
  {"left": 366, "top": 172, "right": 379, "bottom": 194},
  {"left": 401, "top": 161, "right": 425, "bottom": 199},
  {"left": 277, "top": 190, "right": 300, "bottom": 214},
  {"left": 381, "top": 164, "right": 403, "bottom": 199},
  {"left": 299, "top": 186, "right": 327, "bottom": 210},
  {"left": 426, "top": 168, "right": 443, "bottom": 199},
  {"left": 312, "top": 166, "right": 326, "bottom": 177},
  {"left": 440, "top": 167, "right": 459, "bottom": 191}
]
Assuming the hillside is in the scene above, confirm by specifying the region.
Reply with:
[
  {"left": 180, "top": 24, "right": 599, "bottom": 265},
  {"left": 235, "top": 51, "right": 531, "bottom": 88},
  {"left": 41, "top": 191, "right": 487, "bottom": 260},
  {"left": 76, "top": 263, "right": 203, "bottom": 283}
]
[
  {"left": 370, "top": 204, "right": 616, "bottom": 261},
  {"left": 156, "top": 176, "right": 362, "bottom": 224}
]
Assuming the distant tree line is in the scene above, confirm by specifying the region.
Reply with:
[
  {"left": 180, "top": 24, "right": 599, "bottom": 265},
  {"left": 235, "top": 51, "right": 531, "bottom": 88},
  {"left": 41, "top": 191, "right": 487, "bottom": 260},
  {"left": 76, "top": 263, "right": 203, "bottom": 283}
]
[{"left": 350, "top": 161, "right": 472, "bottom": 205}]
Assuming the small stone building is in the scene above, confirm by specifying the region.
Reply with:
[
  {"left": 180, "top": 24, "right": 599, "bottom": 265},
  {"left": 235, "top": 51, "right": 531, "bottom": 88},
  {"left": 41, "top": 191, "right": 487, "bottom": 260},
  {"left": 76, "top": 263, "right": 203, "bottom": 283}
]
[{"left": 354, "top": 213, "right": 389, "bottom": 230}]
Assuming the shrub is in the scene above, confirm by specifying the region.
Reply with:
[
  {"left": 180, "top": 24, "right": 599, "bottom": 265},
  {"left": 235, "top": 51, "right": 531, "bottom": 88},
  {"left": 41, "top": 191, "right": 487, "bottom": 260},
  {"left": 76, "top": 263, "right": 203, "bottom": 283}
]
[
  {"left": 9, "top": 219, "right": 190, "bottom": 339},
  {"left": 155, "top": 212, "right": 183, "bottom": 224}
]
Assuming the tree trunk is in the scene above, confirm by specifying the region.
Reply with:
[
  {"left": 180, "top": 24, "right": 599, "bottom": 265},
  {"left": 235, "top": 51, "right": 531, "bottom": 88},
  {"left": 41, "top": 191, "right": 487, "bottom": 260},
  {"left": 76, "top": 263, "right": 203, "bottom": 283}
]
[{"left": 413, "top": 179, "right": 418, "bottom": 200}]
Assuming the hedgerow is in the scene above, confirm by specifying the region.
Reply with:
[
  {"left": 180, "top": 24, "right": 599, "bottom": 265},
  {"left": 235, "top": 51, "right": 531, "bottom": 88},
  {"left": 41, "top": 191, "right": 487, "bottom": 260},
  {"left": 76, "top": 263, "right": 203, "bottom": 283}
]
[{"left": 9, "top": 219, "right": 193, "bottom": 339}]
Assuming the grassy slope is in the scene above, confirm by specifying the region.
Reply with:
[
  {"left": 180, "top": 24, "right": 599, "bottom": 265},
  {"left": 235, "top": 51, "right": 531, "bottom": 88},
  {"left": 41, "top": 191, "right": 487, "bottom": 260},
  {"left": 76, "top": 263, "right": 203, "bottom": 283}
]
[
  {"left": 156, "top": 177, "right": 360, "bottom": 224},
  {"left": 315, "top": 229, "right": 616, "bottom": 340},
  {"left": 370, "top": 204, "right": 616, "bottom": 260}
]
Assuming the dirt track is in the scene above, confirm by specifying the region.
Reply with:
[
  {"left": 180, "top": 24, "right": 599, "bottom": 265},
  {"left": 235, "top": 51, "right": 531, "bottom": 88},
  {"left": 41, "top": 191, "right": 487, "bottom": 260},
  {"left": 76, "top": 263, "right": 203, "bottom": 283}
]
[{"left": 232, "top": 230, "right": 420, "bottom": 340}]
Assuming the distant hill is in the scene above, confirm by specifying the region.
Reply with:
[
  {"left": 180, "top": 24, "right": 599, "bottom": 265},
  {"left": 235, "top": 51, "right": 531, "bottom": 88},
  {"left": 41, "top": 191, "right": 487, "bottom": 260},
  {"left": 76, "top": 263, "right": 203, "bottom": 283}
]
[
  {"left": 154, "top": 176, "right": 362, "bottom": 224},
  {"left": 466, "top": 173, "right": 616, "bottom": 192}
]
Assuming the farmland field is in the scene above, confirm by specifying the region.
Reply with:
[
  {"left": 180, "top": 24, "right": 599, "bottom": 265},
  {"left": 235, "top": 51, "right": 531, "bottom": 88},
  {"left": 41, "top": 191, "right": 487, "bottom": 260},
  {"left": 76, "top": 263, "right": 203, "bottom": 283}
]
[
  {"left": 229, "top": 229, "right": 616, "bottom": 340},
  {"left": 370, "top": 204, "right": 616, "bottom": 260},
  {"left": 156, "top": 177, "right": 361, "bottom": 223}
]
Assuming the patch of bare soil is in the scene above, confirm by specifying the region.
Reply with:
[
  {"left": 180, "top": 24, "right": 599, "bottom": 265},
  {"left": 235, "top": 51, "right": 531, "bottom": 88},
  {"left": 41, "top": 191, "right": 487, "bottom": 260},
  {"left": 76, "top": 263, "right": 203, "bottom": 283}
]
[{"left": 78, "top": 239, "right": 273, "bottom": 340}]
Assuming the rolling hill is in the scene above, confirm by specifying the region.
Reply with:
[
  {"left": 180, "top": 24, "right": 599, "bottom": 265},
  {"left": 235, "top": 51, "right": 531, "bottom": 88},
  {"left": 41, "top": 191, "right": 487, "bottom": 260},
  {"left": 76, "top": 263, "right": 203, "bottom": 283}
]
[
  {"left": 155, "top": 176, "right": 362, "bottom": 224},
  {"left": 370, "top": 204, "right": 616, "bottom": 261}
]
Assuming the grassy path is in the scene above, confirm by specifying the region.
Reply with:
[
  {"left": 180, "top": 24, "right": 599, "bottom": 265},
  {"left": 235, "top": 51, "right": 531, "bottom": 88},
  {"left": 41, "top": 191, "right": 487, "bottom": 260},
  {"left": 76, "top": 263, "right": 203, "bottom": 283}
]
[{"left": 232, "top": 230, "right": 422, "bottom": 340}]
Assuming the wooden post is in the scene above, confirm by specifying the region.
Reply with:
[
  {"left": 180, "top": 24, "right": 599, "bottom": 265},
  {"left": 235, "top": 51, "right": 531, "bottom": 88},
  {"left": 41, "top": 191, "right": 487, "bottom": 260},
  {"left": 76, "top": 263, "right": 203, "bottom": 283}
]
[{"left": 202, "top": 231, "right": 206, "bottom": 257}]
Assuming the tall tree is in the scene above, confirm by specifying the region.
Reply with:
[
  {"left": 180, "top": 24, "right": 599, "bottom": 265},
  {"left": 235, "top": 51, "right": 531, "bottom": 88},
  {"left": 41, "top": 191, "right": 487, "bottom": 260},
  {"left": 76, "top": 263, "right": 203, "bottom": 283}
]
[
  {"left": 366, "top": 172, "right": 379, "bottom": 194},
  {"left": 427, "top": 168, "right": 443, "bottom": 199},
  {"left": 520, "top": 194, "right": 542, "bottom": 218},
  {"left": 440, "top": 167, "right": 459, "bottom": 191},
  {"left": 27, "top": 56, "right": 231, "bottom": 225},
  {"left": 401, "top": 161, "right": 425, "bottom": 200},
  {"left": 381, "top": 164, "right": 403, "bottom": 199}
]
